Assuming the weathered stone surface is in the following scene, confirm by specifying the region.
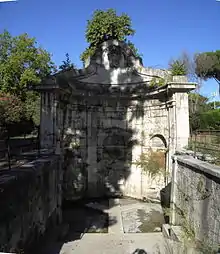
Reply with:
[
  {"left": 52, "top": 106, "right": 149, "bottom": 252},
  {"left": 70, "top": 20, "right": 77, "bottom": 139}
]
[
  {"left": 170, "top": 155, "right": 220, "bottom": 248},
  {"left": 121, "top": 201, "right": 164, "bottom": 233},
  {"left": 34, "top": 39, "right": 196, "bottom": 201},
  {"left": 0, "top": 154, "right": 62, "bottom": 253}
]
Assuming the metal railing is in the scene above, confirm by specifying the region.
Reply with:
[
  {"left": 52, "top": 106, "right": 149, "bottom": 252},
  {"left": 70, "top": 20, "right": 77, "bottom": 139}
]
[
  {"left": 189, "top": 130, "right": 220, "bottom": 165},
  {"left": 0, "top": 125, "right": 41, "bottom": 171}
]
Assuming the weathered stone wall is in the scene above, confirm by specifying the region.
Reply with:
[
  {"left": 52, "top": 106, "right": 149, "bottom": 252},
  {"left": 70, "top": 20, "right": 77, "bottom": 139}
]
[
  {"left": 40, "top": 84, "right": 194, "bottom": 201},
  {"left": 0, "top": 154, "right": 62, "bottom": 253},
  {"left": 170, "top": 155, "right": 220, "bottom": 247},
  {"left": 40, "top": 92, "right": 56, "bottom": 149},
  {"left": 122, "top": 99, "right": 169, "bottom": 199},
  {"left": 37, "top": 40, "right": 195, "bottom": 201},
  {"left": 59, "top": 96, "right": 172, "bottom": 200}
]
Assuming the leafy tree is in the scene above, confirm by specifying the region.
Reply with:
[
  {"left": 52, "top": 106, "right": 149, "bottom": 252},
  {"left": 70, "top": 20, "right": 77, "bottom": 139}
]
[
  {"left": 24, "top": 91, "right": 40, "bottom": 126},
  {"left": 188, "top": 92, "right": 220, "bottom": 131},
  {"left": 188, "top": 93, "right": 209, "bottom": 132},
  {"left": 127, "top": 40, "right": 142, "bottom": 61},
  {"left": 177, "top": 51, "right": 200, "bottom": 82},
  {"left": 0, "top": 92, "right": 23, "bottom": 126},
  {"left": 189, "top": 93, "right": 209, "bottom": 112},
  {"left": 0, "top": 92, "right": 24, "bottom": 140},
  {"left": 200, "top": 109, "right": 220, "bottom": 130},
  {"left": 195, "top": 51, "right": 220, "bottom": 88},
  {"left": 0, "top": 30, "right": 55, "bottom": 98},
  {"left": 80, "top": 9, "right": 136, "bottom": 63},
  {"left": 207, "top": 101, "right": 220, "bottom": 109},
  {"left": 59, "top": 53, "right": 75, "bottom": 71},
  {"left": 0, "top": 30, "right": 55, "bottom": 129}
]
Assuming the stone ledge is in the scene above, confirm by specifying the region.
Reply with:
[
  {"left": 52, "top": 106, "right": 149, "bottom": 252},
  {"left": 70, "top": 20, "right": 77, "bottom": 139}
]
[
  {"left": 162, "top": 224, "right": 182, "bottom": 242},
  {"left": 172, "top": 154, "right": 220, "bottom": 179},
  {"left": 162, "top": 224, "right": 170, "bottom": 238},
  {"left": 176, "top": 148, "right": 217, "bottom": 163},
  {"left": 162, "top": 224, "right": 199, "bottom": 254},
  {"left": 0, "top": 154, "right": 62, "bottom": 253}
]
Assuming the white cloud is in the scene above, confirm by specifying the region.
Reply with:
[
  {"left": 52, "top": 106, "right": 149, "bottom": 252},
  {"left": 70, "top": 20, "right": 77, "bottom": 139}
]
[{"left": 0, "top": 0, "right": 17, "bottom": 2}]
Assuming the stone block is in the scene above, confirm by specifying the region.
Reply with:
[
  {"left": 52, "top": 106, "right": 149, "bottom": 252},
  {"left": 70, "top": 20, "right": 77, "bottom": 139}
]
[{"left": 0, "top": 154, "right": 62, "bottom": 252}]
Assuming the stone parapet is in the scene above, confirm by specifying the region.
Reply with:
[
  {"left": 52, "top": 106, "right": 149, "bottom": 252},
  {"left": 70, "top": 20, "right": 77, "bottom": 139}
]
[
  {"left": 0, "top": 154, "right": 62, "bottom": 253},
  {"left": 170, "top": 154, "right": 220, "bottom": 250}
]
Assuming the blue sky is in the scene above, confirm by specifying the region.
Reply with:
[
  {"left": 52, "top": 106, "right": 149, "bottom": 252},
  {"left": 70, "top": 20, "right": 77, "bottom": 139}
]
[{"left": 0, "top": 0, "right": 220, "bottom": 99}]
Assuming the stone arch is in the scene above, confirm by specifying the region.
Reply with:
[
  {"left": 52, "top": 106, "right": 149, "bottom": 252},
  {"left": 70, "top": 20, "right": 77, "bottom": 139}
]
[
  {"left": 149, "top": 134, "right": 168, "bottom": 183},
  {"left": 150, "top": 134, "right": 167, "bottom": 150}
]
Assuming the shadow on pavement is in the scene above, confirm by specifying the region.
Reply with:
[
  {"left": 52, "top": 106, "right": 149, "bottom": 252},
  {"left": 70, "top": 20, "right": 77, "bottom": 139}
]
[{"left": 30, "top": 198, "right": 116, "bottom": 254}]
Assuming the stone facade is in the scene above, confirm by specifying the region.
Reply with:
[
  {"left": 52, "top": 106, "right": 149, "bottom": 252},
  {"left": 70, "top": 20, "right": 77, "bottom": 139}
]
[
  {"left": 170, "top": 155, "right": 220, "bottom": 248},
  {"left": 34, "top": 40, "right": 196, "bottom": 200},
  {"left": 0, "top": 154, "right": 62, "bottom": 252}
]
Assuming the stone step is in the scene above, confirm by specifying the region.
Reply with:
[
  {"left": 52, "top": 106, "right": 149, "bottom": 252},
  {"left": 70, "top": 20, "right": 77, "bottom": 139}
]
[{"left": 108, "top": 199, "right": 123, "bottom": 234}]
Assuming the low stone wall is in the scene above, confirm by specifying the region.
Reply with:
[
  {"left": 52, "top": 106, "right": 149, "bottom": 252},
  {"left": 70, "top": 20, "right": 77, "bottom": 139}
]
[
  {"left": 0, "top": 138, "right": 38, "bottom": 159},
  {"left": 176, "top": 148, "right": 217, "bottom": 164},
  {"left": 0, "top": 154, "right": 62, "bottom": 253},
  {"left": 170, "top": 155, "right": 220, "bottom": 249}
]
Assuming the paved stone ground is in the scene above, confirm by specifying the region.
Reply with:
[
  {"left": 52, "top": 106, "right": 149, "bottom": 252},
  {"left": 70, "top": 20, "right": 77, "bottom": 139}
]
[
  {"left": 120, "top": 198, "right": 164, "bottom": 233},
  {"left": 37, "top": 198, "right": 166, "bottom": 254},
  {"left": 60, "top": 233, "right": 164, "bottom": 254}
]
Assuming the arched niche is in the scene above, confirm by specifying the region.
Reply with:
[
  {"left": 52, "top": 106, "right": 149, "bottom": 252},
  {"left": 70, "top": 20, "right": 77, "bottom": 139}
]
[
  {"left": 149, "top": 134, "right": 168, "bottom": 182},
  {"left": 150, "top": 134, "right": 167, "bottom": 150}
]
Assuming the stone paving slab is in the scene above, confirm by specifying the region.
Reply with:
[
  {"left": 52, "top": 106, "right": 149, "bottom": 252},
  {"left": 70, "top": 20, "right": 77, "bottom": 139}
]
[
  {"left": 121, "top": 203, "right": 164, "bottom": 233},
  {"left": 60, "top": 233, "right": 165, "bottom": 254},
  {"left": 37, "top": 198, "right": 166, "bottom": 254},
  {"left": 119, "top": 197, "right": 144, "bottom": 207},
  {"left": 59, "top": 199, "right": 166, "bottom": 254}
]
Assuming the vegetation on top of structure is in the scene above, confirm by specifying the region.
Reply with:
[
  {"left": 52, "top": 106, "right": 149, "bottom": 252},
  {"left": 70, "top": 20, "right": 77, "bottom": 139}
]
[
  {"left": 149, "top": 77, "right": 166, "bottom": 88},
  {"left": 80, "top": 9, "right": 141, "bottom": 63},
  {"left": 169, "top": 59, "right": 187, "bottom": 76},
  {"left": 127, "top": 40, "right": 143, "bottom": 59}
]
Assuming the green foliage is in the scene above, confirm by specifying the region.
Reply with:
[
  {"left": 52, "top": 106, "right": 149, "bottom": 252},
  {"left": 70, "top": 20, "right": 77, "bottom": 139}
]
[
  {"left": 127, "top": 40, "right": 142, "bottom": 60},
  {"left": 149, "top": 77, "right": 165, "bottom": 88},
  {"left": 207, "top": 101, "right": 220, "bottom": 109},
  {"left": 189, "top": 93, "right": 208, "bottom": 104},
  {"left": 24, "top": 92, "right": 40, "bottom": 126},
  {"left": 59, "top": 53, "right": 75, "bottom": 71},
  {"left": 169, "top": 59, "right": 187, "bottom": 76},
  {"left": 86, "top": 9, "right": 134, "bottom": 46},
  {"left": 135, "top": 150, "right": 166, "bottom": 179},
  {"left": 0, "top": 92, "right": 24, "bottom": 126},
  {"left": 195, "top": 50, "right": 220, "bottom": 82},
  {"left": 189, "top": 93, "right": 209, "bottom": 131},
  {"left": 0, "top": 30, "right": 55, "bottom": 98},
  {"left": 189, "top": 93, "right": 209, "bottom": 112},
  {"left": 80, "top": 9, "right": 135, "bottom": 62},
  {"left": 80, "top": 47, "right": 96, "bottom": 64},
  {"left": 199, "top": 109, "right": 220, "bottom": 130},
  {"left": 0, "top": 30, "right": 55, "bottom": 130},
  {"left": 189, "top": 92, "right": 220, "bottom": 131}
]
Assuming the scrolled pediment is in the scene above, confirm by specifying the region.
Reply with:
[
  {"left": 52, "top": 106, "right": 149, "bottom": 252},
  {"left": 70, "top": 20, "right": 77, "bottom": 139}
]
[{"left": 87, "top": 40, "right": 142, "bottom": 70}]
